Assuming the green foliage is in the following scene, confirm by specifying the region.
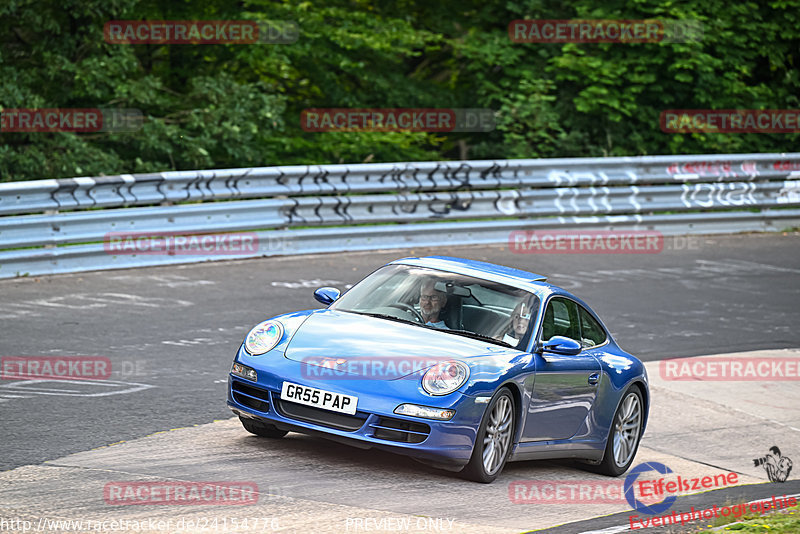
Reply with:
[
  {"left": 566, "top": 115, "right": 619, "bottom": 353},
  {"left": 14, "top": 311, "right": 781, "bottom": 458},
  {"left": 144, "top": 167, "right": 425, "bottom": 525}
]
[{"left": 1, "top": 0, "right": 798, "bottom": 180}]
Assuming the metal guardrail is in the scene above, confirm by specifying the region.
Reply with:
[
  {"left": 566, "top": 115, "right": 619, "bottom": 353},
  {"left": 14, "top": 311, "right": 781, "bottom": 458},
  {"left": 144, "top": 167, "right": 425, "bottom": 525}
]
[{"left": 1, "top": 153, "right": 799, "bottom": 278}]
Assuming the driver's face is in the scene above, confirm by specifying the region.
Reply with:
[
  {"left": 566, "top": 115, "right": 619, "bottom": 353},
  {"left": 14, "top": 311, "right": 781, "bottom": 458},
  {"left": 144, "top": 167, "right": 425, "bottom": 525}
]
[{"left": 419, "top": 286, "right": 445, "bottom": 316}]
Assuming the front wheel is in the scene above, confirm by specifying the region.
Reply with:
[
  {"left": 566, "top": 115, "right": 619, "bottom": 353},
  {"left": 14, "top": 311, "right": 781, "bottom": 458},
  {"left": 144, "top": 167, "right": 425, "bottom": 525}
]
[
  {"left": 460, "top": 389, "right": 516, "bottom": 483},
  {"left": 593, "top": 387, "right": 644, "bottom": 476},
  {"left": 239, "top": 417, "right": 288, "bottom": 439}
]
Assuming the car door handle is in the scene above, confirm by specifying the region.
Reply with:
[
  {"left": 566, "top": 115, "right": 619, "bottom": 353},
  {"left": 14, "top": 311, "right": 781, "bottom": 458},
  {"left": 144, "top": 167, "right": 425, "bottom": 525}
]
[{"left": 588, "top": 372, "right": 600, "bottom": 385}]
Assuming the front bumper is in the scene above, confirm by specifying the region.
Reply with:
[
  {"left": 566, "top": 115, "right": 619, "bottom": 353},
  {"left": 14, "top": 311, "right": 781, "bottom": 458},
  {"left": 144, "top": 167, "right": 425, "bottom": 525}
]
[{"left": 227, "top": 347, "right": 489, "bottom": 467}]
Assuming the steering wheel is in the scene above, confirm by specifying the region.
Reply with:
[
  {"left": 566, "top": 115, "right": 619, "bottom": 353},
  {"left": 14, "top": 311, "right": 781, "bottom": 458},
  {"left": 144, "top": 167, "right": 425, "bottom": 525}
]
[{"left": 387, "top": 302, "right": 424, "bottom": 323}]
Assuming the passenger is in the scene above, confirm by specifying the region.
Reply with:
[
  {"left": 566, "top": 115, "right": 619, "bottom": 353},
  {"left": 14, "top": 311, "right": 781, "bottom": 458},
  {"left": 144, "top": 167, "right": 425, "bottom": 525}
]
[
  {"left": 498, "top": 300, "right": 532, "bottom": 348},
  {"left": 419, "top": 278, "right": 449, "bottom": 329}
]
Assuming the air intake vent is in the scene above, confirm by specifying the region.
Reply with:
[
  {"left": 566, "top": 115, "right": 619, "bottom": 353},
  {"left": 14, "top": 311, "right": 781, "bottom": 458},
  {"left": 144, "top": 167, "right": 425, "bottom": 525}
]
[
  {"left": 370, "top": 416, "right": 431, "bottom": 444},
  {"left": 274, "top": 398, "right": 367, "bottom": 431},
  {"left": 232, "top": 381, "right": 270, "bottom": 412}
]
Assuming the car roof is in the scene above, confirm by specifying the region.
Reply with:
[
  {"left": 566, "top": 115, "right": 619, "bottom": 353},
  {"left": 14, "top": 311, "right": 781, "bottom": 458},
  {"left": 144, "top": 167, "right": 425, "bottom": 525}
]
[{"left": 389, "top": 256, "right": 549, "bottom": 293}]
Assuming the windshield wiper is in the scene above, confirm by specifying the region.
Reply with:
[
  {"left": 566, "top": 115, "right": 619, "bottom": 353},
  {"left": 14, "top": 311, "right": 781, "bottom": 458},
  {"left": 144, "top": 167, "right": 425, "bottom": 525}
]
[
  {"left": 348, "top": 311, "right": 424, "bottom": 328},
  {"left": 443, "top": 329, "right": 514, "bottom": 348}
]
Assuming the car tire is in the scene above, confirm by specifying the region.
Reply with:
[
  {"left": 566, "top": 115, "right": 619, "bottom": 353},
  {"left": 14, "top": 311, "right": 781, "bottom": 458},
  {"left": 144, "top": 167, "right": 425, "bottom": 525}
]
[
  {"left": 239, "top": 417, "right": 288, "bottom": 439},
  {"left": 592, "top": 386, "right": 644, "bottom": 476},
  {"left": 460, "top": 388, "right": 516, "bottom": 483}
]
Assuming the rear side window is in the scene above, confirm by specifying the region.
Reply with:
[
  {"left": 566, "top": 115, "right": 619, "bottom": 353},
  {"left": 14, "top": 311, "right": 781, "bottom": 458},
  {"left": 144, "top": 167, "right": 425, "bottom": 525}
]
[
  {"left": 541, "top": 297, "right": 580, "bottom": 341},
  {"left": 578, "top": 306, "right": 607, "bottom": 348}
]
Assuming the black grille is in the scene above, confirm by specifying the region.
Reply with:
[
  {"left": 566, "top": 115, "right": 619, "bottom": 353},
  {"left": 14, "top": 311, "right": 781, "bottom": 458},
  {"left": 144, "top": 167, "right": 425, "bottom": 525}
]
[
  {"left": 232, "top": 381, "right": 270, "bottom": 412},
  {"left": 370, "top": 416, "right": 431, "bottom": 444},
  {"left": 274, "top": 398, "right": 367, "bottom": 431}
]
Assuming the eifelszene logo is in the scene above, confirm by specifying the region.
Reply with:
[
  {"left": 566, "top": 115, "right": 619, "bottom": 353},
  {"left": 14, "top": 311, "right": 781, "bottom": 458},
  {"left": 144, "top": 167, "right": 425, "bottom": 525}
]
[
  {"left": 624, "top": 462, "right": 676, "bottom": 514},
  {"left": 753, "top": 446, "right": 793, "bottom": 483}
]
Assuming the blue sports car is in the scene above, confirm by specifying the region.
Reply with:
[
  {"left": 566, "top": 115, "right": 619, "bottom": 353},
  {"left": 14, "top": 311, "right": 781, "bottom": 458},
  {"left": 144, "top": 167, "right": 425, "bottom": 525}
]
[{"left": 228, "top": 256, "right": 649, "bottom": 482}]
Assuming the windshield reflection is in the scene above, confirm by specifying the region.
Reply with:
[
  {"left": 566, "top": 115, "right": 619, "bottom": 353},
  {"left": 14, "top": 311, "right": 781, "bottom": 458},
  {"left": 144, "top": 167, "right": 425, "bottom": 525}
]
[{"left": 331, "top": 264, "right": 539, "bottom": 349}]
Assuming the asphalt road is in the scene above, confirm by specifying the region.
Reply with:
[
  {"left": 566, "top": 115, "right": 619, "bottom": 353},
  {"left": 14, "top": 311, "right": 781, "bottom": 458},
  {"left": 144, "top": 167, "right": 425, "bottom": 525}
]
[{"left": 1, "top": 233, "right": 798, "bottom": 474}]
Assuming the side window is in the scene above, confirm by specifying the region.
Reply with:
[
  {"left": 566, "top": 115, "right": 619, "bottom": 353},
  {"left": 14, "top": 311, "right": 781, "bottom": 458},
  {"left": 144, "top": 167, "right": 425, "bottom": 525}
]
[
  {"left": 578, "top": 306, "right": 607, "bottom": 348},
  {"left": 541, "top": 298, "right": 580, "bottom": 342}
]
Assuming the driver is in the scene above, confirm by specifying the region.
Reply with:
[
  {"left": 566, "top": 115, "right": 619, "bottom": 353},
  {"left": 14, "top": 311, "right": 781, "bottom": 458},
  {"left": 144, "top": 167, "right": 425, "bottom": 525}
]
[
  {"left": 498, "top": 300, "right": 532, "bottom": 347},
  {"left": 419, "top": 278, "right": 449, "bottom": 329}
]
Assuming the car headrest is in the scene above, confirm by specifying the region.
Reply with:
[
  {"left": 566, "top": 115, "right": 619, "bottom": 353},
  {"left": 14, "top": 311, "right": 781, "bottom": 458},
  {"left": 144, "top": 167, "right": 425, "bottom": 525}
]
[{"left": 441, "top": 294, "right": 463, "bottom": 330}]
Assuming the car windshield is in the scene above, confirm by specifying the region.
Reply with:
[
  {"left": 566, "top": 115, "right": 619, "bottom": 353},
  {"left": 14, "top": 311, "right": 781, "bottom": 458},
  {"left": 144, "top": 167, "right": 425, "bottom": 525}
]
[{"left": 330, "top": 264, "right": 539, "bottom": 349}]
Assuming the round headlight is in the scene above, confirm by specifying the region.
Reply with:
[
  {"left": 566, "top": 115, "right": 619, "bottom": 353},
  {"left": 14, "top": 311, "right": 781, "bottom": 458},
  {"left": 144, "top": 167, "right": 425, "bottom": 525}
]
[
  {"left": 421, "top": 360, "right": 470, "bottom": 396},
  {"left": 244, "top": 321, "right": 284, "bottom": 355}
]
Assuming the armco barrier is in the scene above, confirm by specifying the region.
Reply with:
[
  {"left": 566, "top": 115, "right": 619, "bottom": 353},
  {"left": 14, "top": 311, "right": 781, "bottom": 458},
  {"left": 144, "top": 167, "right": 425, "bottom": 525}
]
[{"left": 0, "top": 153, "right": 799, "bottom": 278}]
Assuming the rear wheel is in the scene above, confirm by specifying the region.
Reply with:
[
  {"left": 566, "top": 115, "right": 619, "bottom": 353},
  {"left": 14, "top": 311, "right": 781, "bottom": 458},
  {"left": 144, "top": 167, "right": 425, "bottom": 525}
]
[
  {"left": 461, "top": 389, "right": 515, "bottom": 483},
  {"left": 593, "top": 387, "right": 643, "bottom": 476},
  {"left": 239, "top": 417, "right": 288, "bottom": 439}
]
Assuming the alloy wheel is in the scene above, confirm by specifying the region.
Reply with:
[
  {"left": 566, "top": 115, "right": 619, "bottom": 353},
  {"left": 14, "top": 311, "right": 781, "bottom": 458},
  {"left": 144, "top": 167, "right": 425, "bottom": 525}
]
[
  {"left": 482, "top": 395, "right": 513, "bottom": 475},
  {"left": 612, "top": 392, "right": 642, "bottom": 467}
]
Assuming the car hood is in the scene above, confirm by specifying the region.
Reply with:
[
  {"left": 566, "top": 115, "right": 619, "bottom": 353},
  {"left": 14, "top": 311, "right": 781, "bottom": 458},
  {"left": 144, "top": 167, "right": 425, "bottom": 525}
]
[{"left": 283, "top": 309, "right": 512, "bottom": 379}]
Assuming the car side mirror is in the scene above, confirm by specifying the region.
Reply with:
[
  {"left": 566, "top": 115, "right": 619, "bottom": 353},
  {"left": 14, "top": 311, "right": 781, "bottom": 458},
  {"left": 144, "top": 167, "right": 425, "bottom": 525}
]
[
  {"left": 314, "top": 287, "right": 340, "bottom": 306},
  {"left": 540, "top": 336, "right": 582, "bottom": 356}
]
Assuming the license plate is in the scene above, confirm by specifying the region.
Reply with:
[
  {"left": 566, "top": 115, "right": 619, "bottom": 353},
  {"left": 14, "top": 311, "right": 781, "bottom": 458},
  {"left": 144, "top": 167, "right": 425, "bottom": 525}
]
[{"left": 280, "top": 381, "right": 358, "bottom": 415}]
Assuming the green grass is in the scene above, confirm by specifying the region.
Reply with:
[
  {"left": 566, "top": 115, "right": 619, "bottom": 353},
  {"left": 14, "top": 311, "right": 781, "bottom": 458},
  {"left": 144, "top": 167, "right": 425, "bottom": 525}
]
[{"left": 694, "top": 502, "right": 799, "bottom": 533}]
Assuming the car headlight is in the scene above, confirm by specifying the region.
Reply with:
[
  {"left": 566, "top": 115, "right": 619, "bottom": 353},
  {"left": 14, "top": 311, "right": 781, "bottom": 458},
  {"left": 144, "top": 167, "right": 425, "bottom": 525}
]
[
  {"left": 421, "top": 360, "right": 469, "bottom": 396},
  {"left": 244, "top": 320, "right": 284, "bottom": 355}
]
